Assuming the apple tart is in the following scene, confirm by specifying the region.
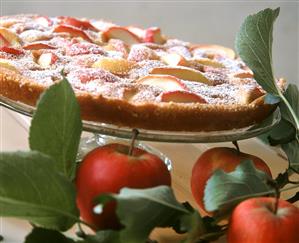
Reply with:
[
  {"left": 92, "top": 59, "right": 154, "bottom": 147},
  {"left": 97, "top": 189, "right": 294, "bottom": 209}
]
[{"left": 0, "top": 14, "right": 276, "bottom": 131}]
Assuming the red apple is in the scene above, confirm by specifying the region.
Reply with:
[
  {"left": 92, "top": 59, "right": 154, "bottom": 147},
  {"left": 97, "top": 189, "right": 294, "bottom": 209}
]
[
  {"left": 227, "top": 197, "right": 299, "bottom": 243},
  {"left": 191, "top": 147, "right": 272, "bottom": 213},
  {"left": 75, "top": 143, "right": 171, "bottom": 230}
]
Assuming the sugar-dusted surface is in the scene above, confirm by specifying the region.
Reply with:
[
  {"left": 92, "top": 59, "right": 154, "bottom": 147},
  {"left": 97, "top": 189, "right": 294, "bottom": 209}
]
[{"left": 0, "top": 14, "right": 265, "bottom": 105}]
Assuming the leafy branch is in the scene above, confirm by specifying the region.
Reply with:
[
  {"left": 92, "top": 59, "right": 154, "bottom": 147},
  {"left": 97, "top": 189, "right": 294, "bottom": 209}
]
[{"left": 235, "top": 7, "right": 299, "bottom": 173}]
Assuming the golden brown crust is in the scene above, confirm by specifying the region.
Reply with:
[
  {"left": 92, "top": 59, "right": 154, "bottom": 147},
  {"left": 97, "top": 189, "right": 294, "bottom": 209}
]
[{"left": 0, "top": 68, "right": 275, "bottom": 131}]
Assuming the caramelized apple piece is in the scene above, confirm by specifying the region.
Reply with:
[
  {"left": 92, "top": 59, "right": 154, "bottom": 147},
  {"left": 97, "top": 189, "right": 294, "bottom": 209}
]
[
  {"left": 144, "top": 27, "right": 165, "bottom": 44},
  {"left": 0, "top": 34, "right": 9, "bottom": 46},
  {"left": 128, "top": 45, "right": 159, "bottom": 62},
  {"left": 0, "top": 46, "right": 24, "bottom": 55},
  {"left": 193, "top": 58, "right": 225, "bottom": 68},
  {"left": 233, "top": 71, "right": 254, "bottom": 78},
  {"left": 62, "top": 17, "right": 98, "bottom": 31},
  {"left": 35, "top": 16, "right": 53, "bottom": 27},
  {"left": 161, "top": 53, "right": 188, "bottom": 66},
  {"left": 126, "top": 26, "right": 145, "bottom": 39},
  {"left": 0, "top": 27, "right": 21, "bottom": 47},
  {"left": 161, "top": 90, "right": 207, "bottom": 103},
  {"left": 23, "top": 42, "right": 56, "bottom": 50},
  {"left": 136, "top": 74, "right": 187, "bottom": 91},
  {"left": 37, "top": 53, "right": 58, "bottom": 68},
  {"left": 0, "top": 59, "right": 19, "bottom": 72},
  {"left": 104, "top": 26, "right": 141, "bottom": 45},
  {"left": 238, "top": 86, "right": 265, "bottom": 104},
  {"left": 150, "top": 67, "right": 212, "bottom": 85},
  {"left": 191, "top": 44, "right": 235, "bottom": 59},
  {"left": 53, "top": 24, "right": 92, "bottom": 42},
  {"left": 92, "top": 57, "right": 135, "bottom": 75},
  {"left": 104, "top": 39, "right": 129, "bottom": 57}
]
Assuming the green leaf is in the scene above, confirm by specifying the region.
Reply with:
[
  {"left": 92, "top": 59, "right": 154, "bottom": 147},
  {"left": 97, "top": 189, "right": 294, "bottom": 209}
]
[
  {"left": 235, "top": 8, "right": 280, "bottom": 95},
  {"left": 95, "top": 186, "right": 189, "bottom": 243},
  {"left": 25, "top": 227, "right": 75, "bottom": 243},
  {"left": 264, "top": 94, "right": 280, "bottom": 104},
  {"left": 282, "top": 139, "right": 299, "bottom": 172},
  {"left": 180, "top": 211, "right": 205, "bottom": 243},
  {"left": 0, "top": 151, "right": 79, "bottom": 231},
  {"left": 204, "top": 160, "right": 272, "bottom": 215},
  {"left": 268, "top": 121, "right": 296, "bottom": 145},
  {"left": 81, "top": 231, "right": 120, "bottom": 243},
  {"left": 259, "top": 119, "right": 296, "bottom": 146},
  {"left": 29, "top": 78, "right": 82, "bottom": 179},
  {"left": 279, "top": 84, "right": 299, "bottom": 132}
]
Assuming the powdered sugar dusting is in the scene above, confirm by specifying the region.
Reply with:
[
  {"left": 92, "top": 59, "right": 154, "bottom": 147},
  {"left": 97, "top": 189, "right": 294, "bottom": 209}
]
[{"left": 0, "top": 14, "right": 264, "bottom": 105}]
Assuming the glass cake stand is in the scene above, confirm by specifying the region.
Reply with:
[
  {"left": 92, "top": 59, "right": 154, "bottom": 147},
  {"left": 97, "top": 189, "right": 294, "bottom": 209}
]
[{"left": 0, "top": 95, "right": 281, "bottom": 169}]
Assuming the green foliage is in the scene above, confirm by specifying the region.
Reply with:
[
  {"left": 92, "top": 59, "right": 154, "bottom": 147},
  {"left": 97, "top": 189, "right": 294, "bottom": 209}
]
[
  {"left": 236, "top": 7, "right": 299, "bottom": 173},
  {"left": 204, "top": 160, "right": 272, "bottom": 216},
  {"left": 0, "top": 152, "right": 79, "bottom": 231},
  {"left": 29, "top": 78, "right": 82, "bottom": 179},
  {"left": 235, "top": 8, "right": 280, "bottom": 95},
  {"left": 94, "top": 186, "right": 189, "bottom": 243},
  {"left": 25, "top": 228, "right": 76, "bottom": 243}
]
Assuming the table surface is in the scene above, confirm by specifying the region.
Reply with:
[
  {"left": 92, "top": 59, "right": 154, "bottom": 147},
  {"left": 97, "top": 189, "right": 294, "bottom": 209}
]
[{"left": 0, "top": 107, "right": 298, "bottom": 243}]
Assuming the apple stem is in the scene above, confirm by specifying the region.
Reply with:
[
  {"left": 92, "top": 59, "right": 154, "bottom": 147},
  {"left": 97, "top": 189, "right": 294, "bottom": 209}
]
[
  {"left": 232, "top": 141, "right": 240, "bottom": 153},
  {"left": 267, "top": 179, "right": 280, "bottom": 215},
  {"left": 76, "top": 222, "right": 86, "bottom": 239},
  {"left": 128, "top": 128, "right": 139, "bottom": 156}
]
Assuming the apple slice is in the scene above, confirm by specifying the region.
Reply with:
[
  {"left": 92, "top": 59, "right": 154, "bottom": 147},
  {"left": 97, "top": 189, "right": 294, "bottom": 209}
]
[
  {"left": 23, "top": 42, "right": 56, "bottom": 50},
  {"left": 161, "top": 90, "right": 207, "bottom": 103},
  {"left": 128, "top": 45, "right": 159, "bottom": 62},
  {"left": 0, "top": 34, "right": 10, "bottom": 46},
  {"left": 136, "top": 74, "right": 187, "bottom": 91},
  {"left": 193, "top": 58, "right": 224, "bottom": 68},
  {"left": 92, "top": 57, "right": 135, "bottom": 75},
  {"left": 37, "top": 53, "right": 58, "bottom": 68},
  {"left": 0, "top": 59, "right": 19, "bottom": 73},
  {"left": 62, "top": 17, "right": 98, "bottom": 31},
  {"left": 238, "top": 86, "right": 265, "bottom": 104},
  {"left": 35, "top": 16, "right": 53, "bottom": 27},
  {"left": 104, "top": 39, "right": 128, "bottom": 57},
  {"left": 161, "top": 53, "right": 188, "bottom": 66},
  {"left": 233, "top": 71, "right": 254, "bottom": 78},
  {"left": 53, "top": 24, "right": 92, "bottom": 42},
  {"left": 0, "top": 46, "right": 24, "bottom": 55},
  {"left": 0, "top": 27, "right": 21, "bottom": 47},
  {"left": 144, "top": 27, "right": 165, "bottom": 44},
  {"left": 150, "top": 67, "right": 212, "bottom": 85},
  {"left": 191, "top": 44, "right": 235, "bottom": 59},
  {"left": 126, "top": 26, "right": 145, "bottom": 39},
  {"left": 103, "top": 26, "right": 141, "bottom": 45}
]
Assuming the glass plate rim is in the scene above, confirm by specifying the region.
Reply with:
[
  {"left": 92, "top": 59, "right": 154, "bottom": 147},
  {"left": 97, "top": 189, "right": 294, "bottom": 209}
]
[{"left": 0, "top": 95, "right": 280, "bottom": 143}]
